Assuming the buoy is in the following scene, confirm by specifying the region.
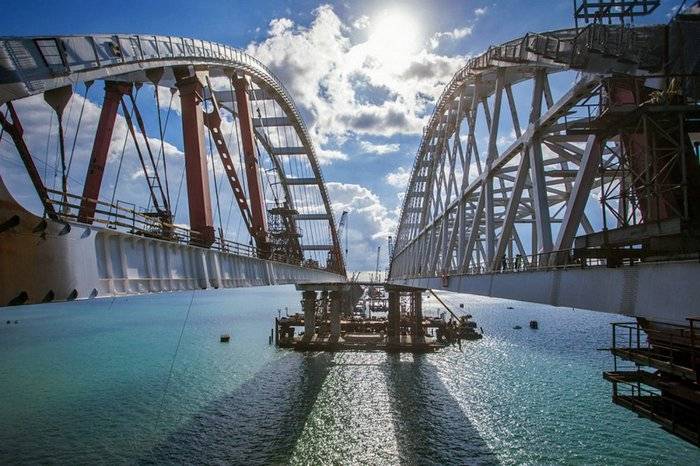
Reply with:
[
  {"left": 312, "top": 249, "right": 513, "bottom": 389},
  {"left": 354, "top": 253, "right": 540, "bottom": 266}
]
[
  {"left": 220, "top": 334, "right": 230, "bottom": 343},
  {"left": 5, "top": 320, "right": 10, "bottom": 324},
  {"left": 529, "top": 320, "right": 539, "bottom": 329},
  {"left": 507, "top": 306, "right": 514, "bottom": 310}
]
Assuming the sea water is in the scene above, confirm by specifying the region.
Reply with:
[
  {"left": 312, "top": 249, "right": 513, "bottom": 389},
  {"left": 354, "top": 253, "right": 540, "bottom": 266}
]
[{"left": 0, "top": 286, "right": 698, "bottom": 465}]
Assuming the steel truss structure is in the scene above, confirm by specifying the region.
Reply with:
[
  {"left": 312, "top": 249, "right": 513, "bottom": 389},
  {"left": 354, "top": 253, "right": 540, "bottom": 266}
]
[
  {"left": 0, "top": 34, "right": 345, "bottom": 276},
  {"left": 390, "top": 20, "right": 700, "bottom": 281}
]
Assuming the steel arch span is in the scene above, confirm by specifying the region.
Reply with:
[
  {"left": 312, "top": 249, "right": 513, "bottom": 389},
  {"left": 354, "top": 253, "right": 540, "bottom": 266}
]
[
  {"left": 389, "top": 20, "right": 700, "bottom": 324},
  {"left": 0, "top": 34, "right": 345, "bottom": 306}
]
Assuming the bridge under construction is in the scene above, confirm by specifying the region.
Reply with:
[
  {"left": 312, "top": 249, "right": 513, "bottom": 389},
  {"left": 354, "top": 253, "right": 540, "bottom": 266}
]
[{"left": 0, "top": 0, "right": 699, "bottom": 448}]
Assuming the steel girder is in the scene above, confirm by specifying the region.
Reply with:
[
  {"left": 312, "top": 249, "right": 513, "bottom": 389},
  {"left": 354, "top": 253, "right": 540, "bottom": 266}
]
[
  {"left": 390, "top": 24, "right": 670, "bottom": 281},
  {"left": 0, "top": 34, "right": 344, "bottom": 275}
]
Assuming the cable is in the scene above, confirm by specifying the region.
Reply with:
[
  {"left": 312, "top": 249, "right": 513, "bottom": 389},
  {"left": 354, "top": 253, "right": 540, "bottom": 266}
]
[
  {"left": 153, "top": 290, "right": 196, "bottom": 433},
  {"left": 107, "top": 86, "right": 140, "bottom": 216},
  {"left": 155, "top": 86, "right": 173, "bottom": 210},
  {"left": 0, "top": 106, "right": 7, "bottom": 144},
  {"left": 0, "top": 139, "right": 83, "bottom": 186},
  {"left": 66, "top": 81, "right": 92, "bottom": 179},
  {"left": 173, "top": 163, "right": 186, "bottom": 218},
  {"left": 43, "top": 111, "right": 53, "bottom": 181},
  {"left": 148, "top": 89, "right": 174, "bottom": 213},
  {"left": 206, "top": 100, "right": 225, "bottom": 244}
]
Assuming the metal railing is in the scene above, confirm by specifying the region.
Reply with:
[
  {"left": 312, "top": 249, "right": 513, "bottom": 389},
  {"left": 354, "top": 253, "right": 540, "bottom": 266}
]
[
  {"left": 400, "top": 248, "right": 630, "bottom": 280},
  {"left": 610, "top": 319, "right": 700, "bottom": 376},
  {"left": 45, "top": 188, "right": 260, "bottom": 258}
]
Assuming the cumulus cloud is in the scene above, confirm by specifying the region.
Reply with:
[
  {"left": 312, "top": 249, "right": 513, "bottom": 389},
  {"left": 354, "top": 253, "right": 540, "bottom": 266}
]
[
  {"left": 384, "top": 166, "right": 411, "bottom": 188},
  {"left": 359, "top": 140, "right": 400, "bottom": 155},
  {"left": 315, "top": 146, "right": 348, "bottom": 163},
  {"left": 430, "top": 26, "right": 473, "bottom": 49},
  {"left": 247, "top": 5, "right": 465, "bottom": 157},
  {"left": 269, "top": 17, "right": 294, "bottom": 36},
  {"left": 352, "top": 15, "right": 370, "bottom": 29},
  {"left": 326, "top": 181, "right": 397, "bottom": 270},
  {"left": 474, "top": 7, "right": 488, "bottom": 16},
  {"left": 1, "top": 92, "right": 186, "bottom": 219}
]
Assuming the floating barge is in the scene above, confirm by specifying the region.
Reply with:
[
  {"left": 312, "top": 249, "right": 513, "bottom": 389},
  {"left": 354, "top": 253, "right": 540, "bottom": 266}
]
[{"left": 275, "top": 282, "right": 481, "bottom": 352}]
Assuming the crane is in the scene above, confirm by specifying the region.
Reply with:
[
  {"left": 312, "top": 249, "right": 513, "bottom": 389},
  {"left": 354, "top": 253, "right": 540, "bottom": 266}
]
[
  {"left": 337, "top": 210, "right": 348, "bottom": 258},
  {"left": 386, "top": 236, "right": 394, "bottom": 274},
  {"left": 374, "top": 245, "right": 381, "bottom": 283}
]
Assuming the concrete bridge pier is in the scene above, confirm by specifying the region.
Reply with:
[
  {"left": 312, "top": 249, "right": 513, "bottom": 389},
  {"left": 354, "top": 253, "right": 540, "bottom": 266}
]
[
  {"left": 330, "top": 290, "right": 341, "bottom": 341},
  {"left": 388, "top": 290, "right": 401, "bottom": 343},
  {"left": 412, "top": 291, "right": 424, "bottom": 340},
  {"left": 302, "top": 290, "right": 317, "bottom": 342}
]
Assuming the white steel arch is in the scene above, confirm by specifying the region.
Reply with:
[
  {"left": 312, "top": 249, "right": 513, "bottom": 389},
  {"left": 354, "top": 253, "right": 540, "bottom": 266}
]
[
  {"left": 390, "top": 23, "right": 675, "bottom": 280},
  {"left": 0, "top": 34, "right": 343, "bottom": 273}
]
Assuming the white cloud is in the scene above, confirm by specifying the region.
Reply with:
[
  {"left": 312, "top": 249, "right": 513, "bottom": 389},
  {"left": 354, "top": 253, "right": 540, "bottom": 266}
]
[
  {"left": 474, "top": 7, "right": 488, "bottom": 16},
  {"left": 352, "top": 15, "right": 370, "bottom": 29},
  {"left": 384, "top": 166, "right": 411, "bottom": 188},
  {"left": 430, "top": 26, "right": 473, "bottom": 49},
  {"left": 247, "top": 5, "right": 464, "bottom": 158},
  {"left": 315, "top": 146, "right": 348, "bottom": 164},
  {"left": 326, "top": 181, "right": 397, "bottom": 270},
  {"left": 268, "top": 17, "right": 294, "bottom": 36},
  {"left": 1, "top": 92, "right": 185, "bottom": 219},
  {"left": 359, "top": 140, "right": 400, "bottom": 155}
]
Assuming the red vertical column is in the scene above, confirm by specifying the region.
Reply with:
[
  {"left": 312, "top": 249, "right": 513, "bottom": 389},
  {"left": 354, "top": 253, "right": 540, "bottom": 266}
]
[
  {"left": 607, "top": 78, "right": 681, "bottom": 223},
  {"left": 78, "top": 81, "right": 131, "bottom": 223},
  {"left": 175, "top": 71, "right": 215, "bottom": 247},
  {"left": 233, "top": 76, "right": 269, "bottom": 255}
]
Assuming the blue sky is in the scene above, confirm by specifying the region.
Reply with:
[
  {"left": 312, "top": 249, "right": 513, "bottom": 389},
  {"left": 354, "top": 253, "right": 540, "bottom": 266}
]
[{"left": 0, "top": 0, "right": 684, "bottom": 270}]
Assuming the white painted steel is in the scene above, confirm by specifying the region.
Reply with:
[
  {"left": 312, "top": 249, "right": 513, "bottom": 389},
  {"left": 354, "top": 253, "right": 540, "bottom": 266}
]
[
  {"left": 391, "top": 24, "right": 666, "bottom": 281},
  {"left": 0, "top": 168, "right": 342, "bottom": 307},
  {"left": 0, "top": 34, "right": 343, "bottom": 273},
  {"left": 391, "top": 260, "right": 700, "bottom": 326}
]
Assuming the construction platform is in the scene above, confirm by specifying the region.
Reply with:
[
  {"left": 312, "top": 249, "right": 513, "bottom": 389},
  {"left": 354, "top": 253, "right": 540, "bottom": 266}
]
[
  {"left": 279, "top": 333, "right": 445, "bottom": 353},
  {"left": 274, "top": 282, "right": 481, "bottom": 353}
]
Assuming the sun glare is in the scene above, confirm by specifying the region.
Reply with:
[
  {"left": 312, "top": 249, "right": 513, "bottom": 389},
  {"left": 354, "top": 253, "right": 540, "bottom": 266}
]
[{"left": 366, "top": 8, "right": 421, "bottom": 65}]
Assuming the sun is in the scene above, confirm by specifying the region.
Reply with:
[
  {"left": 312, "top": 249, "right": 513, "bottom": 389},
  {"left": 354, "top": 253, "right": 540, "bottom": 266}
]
[{"left": 366, "top": 8, "right": 422, "bottom": 66}]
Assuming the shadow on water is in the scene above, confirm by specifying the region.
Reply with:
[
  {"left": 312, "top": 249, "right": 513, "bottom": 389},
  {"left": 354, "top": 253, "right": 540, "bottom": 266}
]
[
  {"left": 383, "top": 353, "right": 497, "bottom": 466},
  {"left": 142, "top": 352, "right": 334, "bottom": 465}
]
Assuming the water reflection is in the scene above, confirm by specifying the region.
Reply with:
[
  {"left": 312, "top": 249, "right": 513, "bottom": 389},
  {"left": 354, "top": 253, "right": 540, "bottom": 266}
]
[
  {"left": 145, "top": 350, "right": 497, "bottom": 465},
  {"left": 384, "top": 353, "right": 497, "bottom": 465},
  {"left": 144, "top": 352, "right": 333, "bottom": 464}
]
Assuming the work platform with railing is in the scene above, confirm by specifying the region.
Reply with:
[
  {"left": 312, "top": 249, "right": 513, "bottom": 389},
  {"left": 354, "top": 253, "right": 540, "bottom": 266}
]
[
  {"left": 605, "top": 318, "right": 700, "bottom": 447},
  {"left": 274, "top": 281, "right": 481, "bottom": 352}
]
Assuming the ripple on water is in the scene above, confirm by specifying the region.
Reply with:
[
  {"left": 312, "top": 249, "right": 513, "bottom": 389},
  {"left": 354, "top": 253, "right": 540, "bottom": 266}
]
[{"left": 1, "top": 287, "right": 699, "bottom": 465}]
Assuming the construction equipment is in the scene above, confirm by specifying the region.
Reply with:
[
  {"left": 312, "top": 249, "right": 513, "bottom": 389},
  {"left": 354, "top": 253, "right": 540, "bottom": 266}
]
[
  {"left": 374, "top": 245, "right": 381, "bottom": 283},
  {"left": 338, "top": 211, "right": 348, "bottom": 257}
]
